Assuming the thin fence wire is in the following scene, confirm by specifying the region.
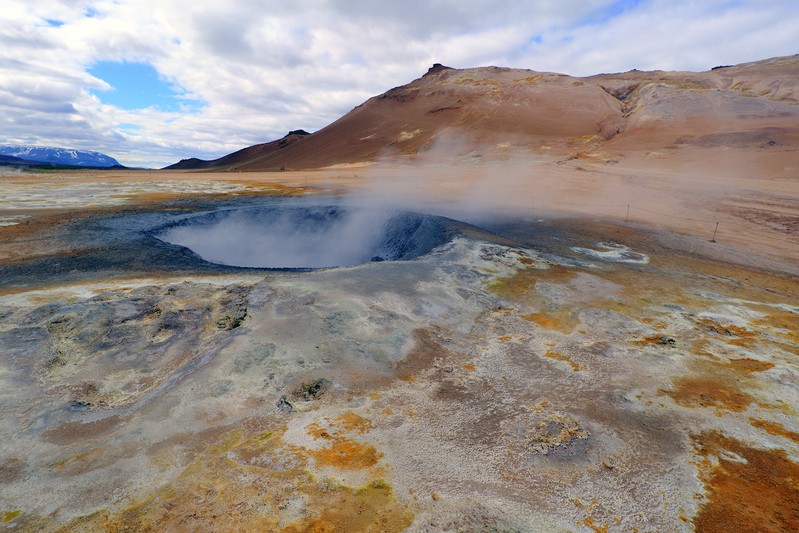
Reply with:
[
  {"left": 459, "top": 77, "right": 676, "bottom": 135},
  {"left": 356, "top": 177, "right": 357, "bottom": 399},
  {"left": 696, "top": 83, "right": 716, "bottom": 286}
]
[
  {"left": 628, "top": 205, "right": 715, "bottom": 224},
  {"left": 533, "top": 197, "right": 799, "bottom": 245}
]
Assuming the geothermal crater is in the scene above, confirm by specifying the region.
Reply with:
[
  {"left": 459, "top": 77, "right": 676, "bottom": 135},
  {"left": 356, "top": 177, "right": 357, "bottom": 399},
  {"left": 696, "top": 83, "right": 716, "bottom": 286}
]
[{"left": 156, "top": 204, "right": 451, "bottom": 268}]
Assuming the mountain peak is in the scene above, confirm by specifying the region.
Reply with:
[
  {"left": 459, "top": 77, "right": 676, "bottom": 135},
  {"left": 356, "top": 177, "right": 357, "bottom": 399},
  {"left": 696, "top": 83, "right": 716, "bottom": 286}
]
[
  {"left": 425, "top": 63, "right": 453, "bottom": 76},
  {"left": 164, "top": 54, "right": 799, "bottom": 172}
]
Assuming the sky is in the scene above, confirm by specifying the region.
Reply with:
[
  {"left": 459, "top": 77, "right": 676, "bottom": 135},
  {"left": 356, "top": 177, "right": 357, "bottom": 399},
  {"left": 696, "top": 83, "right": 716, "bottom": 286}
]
[{"left": 1, "top": 1, "right": 797, "bottom": 168}]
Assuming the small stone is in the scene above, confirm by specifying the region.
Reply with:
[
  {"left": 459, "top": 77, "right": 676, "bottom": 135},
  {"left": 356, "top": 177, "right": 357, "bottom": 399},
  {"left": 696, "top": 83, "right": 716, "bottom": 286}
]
[
  {"left": 276, "top": 395, "right": 293, "bottom": 413},
  {"left": 297, "top": 378, "right": 330, "bottom": 400}
]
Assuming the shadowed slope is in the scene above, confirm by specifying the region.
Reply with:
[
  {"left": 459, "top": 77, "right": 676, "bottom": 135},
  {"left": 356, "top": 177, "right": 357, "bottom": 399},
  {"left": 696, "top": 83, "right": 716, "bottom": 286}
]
[{"left": 166, "top": 130, "right": 311, "bottom": 170}]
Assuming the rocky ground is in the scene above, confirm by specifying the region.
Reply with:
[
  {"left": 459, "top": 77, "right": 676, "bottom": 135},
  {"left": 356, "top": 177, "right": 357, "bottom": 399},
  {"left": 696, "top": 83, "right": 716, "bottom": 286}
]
[{"left": 0, "top": 175, "right": 797, "bottom": 532}]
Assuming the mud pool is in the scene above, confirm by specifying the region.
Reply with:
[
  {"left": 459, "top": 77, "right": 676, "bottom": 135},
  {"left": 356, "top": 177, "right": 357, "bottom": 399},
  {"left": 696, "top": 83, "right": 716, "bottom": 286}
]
[
  {"left": 0, "top": 196, "right": 471, "bottom": 290},
  {"left": 155, "top": 204, "right": 451, "bottom": 268},
  {"left": 0, "top": 194, "right": 798, "bottom": 531}
]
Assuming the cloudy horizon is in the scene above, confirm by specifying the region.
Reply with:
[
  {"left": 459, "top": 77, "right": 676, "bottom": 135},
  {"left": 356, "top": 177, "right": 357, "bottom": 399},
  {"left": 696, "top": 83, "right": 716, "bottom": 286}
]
[{"left": 2, "top": 0, "right": 798, "bottom": 168}]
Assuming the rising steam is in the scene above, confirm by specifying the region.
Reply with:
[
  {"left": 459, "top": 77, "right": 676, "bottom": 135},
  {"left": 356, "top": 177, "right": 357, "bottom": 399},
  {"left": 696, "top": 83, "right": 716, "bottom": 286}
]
[{"left": 156, "top": 204, "right": 448, "bottom": 268}]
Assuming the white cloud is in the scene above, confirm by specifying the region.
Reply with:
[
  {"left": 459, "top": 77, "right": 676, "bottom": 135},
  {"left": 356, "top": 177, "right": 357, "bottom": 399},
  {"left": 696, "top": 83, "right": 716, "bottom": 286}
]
[{"left": 0, "top": 0, "right": 797, "bottom": 168}]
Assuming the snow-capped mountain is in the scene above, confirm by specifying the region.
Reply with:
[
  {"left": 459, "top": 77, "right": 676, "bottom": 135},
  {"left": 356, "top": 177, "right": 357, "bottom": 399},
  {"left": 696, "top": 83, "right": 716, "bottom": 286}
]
[{"left": 0, "top": 145, "right": 121, "bottom": 167}]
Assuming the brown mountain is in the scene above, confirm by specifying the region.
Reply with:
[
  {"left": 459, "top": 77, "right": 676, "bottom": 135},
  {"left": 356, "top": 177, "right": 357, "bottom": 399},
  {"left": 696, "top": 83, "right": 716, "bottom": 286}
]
[{"left": 166, "top": 56, "right": 799, "bottom": 171}]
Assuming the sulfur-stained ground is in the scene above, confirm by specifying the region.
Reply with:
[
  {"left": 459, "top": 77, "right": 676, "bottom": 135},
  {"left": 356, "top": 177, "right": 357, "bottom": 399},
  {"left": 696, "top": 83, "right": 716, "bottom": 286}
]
[{"left": 0, "top": 181, "right": 797, "bottom": 532}]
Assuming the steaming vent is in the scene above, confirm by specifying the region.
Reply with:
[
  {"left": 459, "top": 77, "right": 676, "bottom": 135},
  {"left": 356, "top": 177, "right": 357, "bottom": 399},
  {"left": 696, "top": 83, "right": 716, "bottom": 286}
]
[{"left": 155, "top": 205, "right": 449, "bottom": 269}]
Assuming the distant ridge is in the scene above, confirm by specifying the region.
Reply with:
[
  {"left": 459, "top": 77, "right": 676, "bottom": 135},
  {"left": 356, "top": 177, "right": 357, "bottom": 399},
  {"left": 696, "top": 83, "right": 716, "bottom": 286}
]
[
  {"left": 0, "top": 154, "right": 30, "bottom": 165},
  {"left": 165, "top": 54, "right": 799, "bottom": 171},
  {"left": 0, "top": 145, "right": 121, "bottom": 167},
  {"left": 164, "top": 130, "right": 311, "bottom": 170}
]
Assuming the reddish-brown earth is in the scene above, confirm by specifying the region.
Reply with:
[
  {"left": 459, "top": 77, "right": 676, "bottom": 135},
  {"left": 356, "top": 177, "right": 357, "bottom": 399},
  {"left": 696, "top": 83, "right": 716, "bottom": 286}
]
[
  {"left": 1, "top": 55, "right": 797, "bottom": 532},
  {"left": 166, "top": 56, "right": 799, "bottom": 174}
]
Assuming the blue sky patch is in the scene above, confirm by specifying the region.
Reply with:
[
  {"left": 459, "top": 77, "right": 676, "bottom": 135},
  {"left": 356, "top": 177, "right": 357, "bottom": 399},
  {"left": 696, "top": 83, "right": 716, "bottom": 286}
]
[
  {"left": 580, "top": 0, "right": 645, "bottom": 26},
  {"left": 524, "top": 34, "right": 544, "bottom": 48},
  {"left": 117, "top": 123, "right": 143, "bottom": 136},
  {"left": 88, "top": 61, "right": 201, "bottom": 112}
]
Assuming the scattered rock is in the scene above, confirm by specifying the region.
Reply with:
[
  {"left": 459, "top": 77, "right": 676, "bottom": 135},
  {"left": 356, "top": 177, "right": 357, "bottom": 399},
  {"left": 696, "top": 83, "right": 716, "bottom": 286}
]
[
  {"left": 45, "top": 354, "right": 68, "bottom": 369},
  {"left": 526, "top": 415, "right": 590, "bottom": 456},
  {"left": 216, "top": 305, "right": 247, "bottom": 330},
  {"left": 68, "top": 400, "right": 92, "bottom": 411},
  {"left": 216, "top": 290, "right": 249, "bottom": 330},
  {"left": 296, "top": 378, "right": 331, "bottom": 401},
  {"left": 276, "top": 395, "right": 294, "bottom": 413}
]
